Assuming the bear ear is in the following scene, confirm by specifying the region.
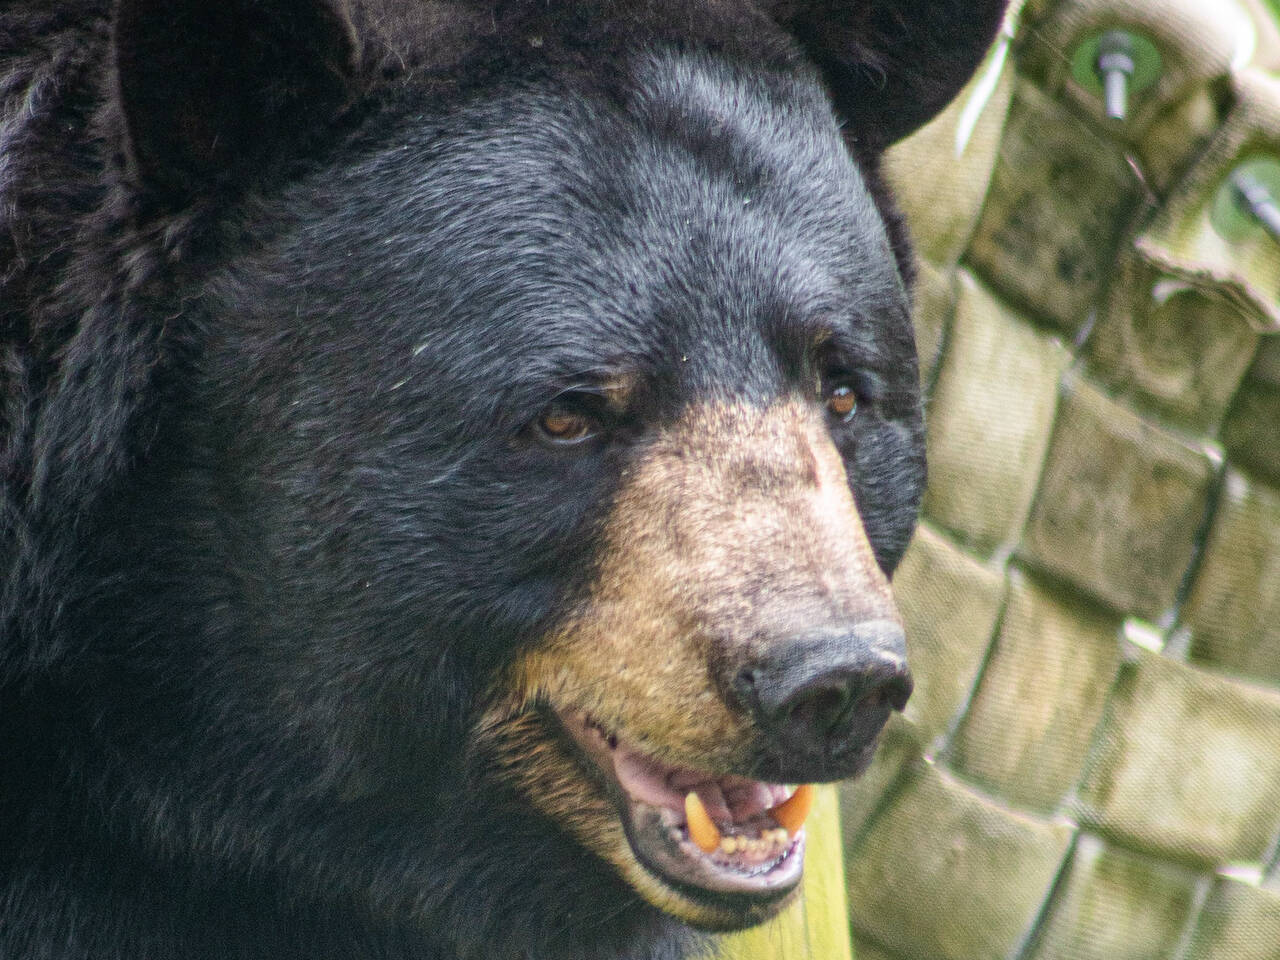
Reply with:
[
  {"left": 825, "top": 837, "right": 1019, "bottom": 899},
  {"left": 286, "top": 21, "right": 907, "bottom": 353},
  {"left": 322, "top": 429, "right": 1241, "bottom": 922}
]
[
  {"left": 112, "top": 0, "right": 357, "bottom": 207},
  {"left": 769, "top": 0, "right": 1009, "bottom": 151}
]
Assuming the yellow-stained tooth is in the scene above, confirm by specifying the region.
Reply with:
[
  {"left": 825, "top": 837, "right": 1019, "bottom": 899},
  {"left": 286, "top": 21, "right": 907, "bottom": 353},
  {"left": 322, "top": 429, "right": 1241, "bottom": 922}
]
[
  {"left": 767, "top": 783, "right": 815, "bottom": 835},
  {"left": 685, "top": 792, "right": 721, "bottom": 853}
]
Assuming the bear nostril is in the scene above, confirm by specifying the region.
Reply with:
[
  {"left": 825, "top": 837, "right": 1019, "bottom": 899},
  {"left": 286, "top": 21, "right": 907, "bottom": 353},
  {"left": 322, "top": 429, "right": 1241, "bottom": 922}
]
[
  {"left": 782, "top": 681, "right": 854, "bottom": 739},
  {"left": 772, "top": 659, "right": 909, "bottom": 741},
  {"left": 882, "top": 669, "right": 914, "bottom": 712},
  {"left": 737, "top": 622, "right": 913, "bottom": 760}
]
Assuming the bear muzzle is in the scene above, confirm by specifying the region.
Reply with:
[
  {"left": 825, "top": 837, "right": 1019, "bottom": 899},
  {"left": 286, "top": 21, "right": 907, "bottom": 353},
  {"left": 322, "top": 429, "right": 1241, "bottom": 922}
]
[
  {"left": 483, "top": 396, "right": 913, "bottom": 928},
  {"left": 730, "top": 620, "right": 913, "bottom": 783}
]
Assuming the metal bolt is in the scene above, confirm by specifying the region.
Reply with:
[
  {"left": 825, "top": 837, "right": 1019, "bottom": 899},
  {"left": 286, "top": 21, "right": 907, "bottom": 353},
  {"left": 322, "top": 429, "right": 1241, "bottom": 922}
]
[
  {"left": 1231, "top": 170, "right": 1280, "bottom": 243},
  {"left": 1096, "top": 31, "right": 1137, "bottom": 121}
]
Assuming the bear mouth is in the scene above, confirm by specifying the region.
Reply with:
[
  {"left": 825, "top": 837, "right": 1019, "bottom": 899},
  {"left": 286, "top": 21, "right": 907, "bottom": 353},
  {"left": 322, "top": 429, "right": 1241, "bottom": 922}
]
[{"left": 557, "top": 710, "right": 809, "bottom": 911}]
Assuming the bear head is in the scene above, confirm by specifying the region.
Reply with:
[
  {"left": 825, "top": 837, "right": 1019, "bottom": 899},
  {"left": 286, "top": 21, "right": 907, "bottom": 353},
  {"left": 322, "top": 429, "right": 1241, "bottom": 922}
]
[{"left": 2, "top": 1, "right": 1007, "bottom": 958}]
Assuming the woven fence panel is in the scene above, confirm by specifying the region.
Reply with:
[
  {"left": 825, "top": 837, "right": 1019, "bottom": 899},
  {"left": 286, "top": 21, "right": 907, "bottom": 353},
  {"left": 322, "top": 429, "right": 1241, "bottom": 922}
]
[{"left": 841, "top": 2, "right": 1280, "bottom": 959}]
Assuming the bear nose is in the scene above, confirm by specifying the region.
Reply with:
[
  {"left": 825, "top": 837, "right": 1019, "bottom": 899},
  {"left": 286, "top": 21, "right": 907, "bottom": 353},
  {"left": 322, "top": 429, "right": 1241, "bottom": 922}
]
[{"left": 735, "top": 621, "right": 912, "bottom": 762}]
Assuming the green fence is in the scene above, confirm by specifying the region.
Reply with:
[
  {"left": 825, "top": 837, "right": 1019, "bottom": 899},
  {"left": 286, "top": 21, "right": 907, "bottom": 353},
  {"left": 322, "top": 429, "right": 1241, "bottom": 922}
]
[{"left": 840, "top": 0, "right": 1280, "bottom": 958}]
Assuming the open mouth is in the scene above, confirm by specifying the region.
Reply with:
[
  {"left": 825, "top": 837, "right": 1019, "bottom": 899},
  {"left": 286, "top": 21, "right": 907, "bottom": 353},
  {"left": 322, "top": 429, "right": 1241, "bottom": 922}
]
[{"left": 558, "top": 710, "right": 812, "bottom": 910}]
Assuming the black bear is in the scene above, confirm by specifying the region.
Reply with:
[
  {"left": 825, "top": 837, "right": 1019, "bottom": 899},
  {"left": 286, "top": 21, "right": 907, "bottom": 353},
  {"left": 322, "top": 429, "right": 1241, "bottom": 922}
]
[{"left": 1, "top": 1, "right": 1006, "bottom": 958}]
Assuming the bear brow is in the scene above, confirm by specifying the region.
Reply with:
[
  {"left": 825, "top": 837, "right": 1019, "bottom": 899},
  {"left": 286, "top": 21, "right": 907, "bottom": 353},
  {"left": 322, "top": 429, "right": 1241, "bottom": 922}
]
[
  {"left": 504, "top": 362, "right": 647, "bottom": 416},
  {"left": 769, "top": 305, "right": 882, "bottom": 369},
  {"left": 550, "top": 373, "right": 639, "bottom": 413}
]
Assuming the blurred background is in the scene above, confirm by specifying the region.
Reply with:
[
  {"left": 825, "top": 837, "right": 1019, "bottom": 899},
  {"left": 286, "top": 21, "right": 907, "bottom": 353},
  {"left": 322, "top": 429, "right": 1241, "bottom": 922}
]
[{"left": 839, "top": 0, "right": 1280, "bottom": 957}]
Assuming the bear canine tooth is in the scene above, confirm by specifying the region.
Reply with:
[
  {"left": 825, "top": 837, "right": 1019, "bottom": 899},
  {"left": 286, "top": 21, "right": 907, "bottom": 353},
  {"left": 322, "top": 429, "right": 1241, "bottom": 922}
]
[
  {"left": 684, "top": 792, "right": 721, "bottom": 853},
  {"left": 766, "top": 783, "right": 815, "bottom": 835}
]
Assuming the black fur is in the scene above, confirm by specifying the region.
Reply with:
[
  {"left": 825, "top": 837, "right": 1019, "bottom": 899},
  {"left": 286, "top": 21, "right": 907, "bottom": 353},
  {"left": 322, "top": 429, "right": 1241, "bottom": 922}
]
[{"left": 1, "top": 2, "right": 1006, "bottom": 958}]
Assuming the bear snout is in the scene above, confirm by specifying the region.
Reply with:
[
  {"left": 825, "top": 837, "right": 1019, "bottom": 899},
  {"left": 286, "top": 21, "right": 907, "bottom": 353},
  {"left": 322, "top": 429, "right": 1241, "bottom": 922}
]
[{"left": 730, "top": 622, "right": 912, "bottom": 780}]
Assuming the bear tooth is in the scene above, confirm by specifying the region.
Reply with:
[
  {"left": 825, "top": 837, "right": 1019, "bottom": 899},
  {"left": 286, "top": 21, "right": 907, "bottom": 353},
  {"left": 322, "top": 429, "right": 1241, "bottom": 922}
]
[
  {"left": 685, "top": 791, "right": 721, "bottom": 853},
  {"left": 766, "top": 783, "right": 815, "bottom": 835}
]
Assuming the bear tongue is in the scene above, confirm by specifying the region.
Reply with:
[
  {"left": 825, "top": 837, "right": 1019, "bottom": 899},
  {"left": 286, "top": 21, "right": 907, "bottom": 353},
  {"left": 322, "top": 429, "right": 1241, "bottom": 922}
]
[
  {"left": 611, "top": 744, "right": 719, "bottom": 815},
  {"left": 611, "top": 745, "right": 779, "bottom": 824},
  {"left": 563, "top": 711, "right": 790, "bottom": 825}
]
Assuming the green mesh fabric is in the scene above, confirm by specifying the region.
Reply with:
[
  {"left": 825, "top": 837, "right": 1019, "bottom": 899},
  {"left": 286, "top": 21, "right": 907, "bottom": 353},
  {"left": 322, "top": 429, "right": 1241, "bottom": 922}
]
[{"left": 843, "top": 1, "right": 1280, "bottom": 958}]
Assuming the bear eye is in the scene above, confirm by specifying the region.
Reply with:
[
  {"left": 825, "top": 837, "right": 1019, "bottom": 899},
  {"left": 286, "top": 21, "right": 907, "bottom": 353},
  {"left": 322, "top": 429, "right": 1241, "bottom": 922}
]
[
  {"left": 826, "top": 384, "right": 857, "bottom": 422},
  {"left": 534, "top": 395, "right": 601, "bottom": 446}
]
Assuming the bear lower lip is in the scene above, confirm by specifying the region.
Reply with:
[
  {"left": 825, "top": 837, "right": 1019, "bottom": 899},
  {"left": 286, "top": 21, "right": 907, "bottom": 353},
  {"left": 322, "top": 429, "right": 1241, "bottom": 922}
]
[
  {"left": 629, "top": 801, "right": 805, "bottom": 899},
  {"left": 558, "top": 711, "right": 808, "bottom": 901}
]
